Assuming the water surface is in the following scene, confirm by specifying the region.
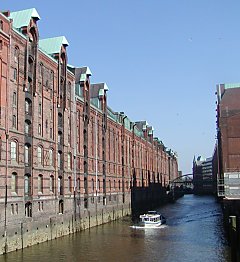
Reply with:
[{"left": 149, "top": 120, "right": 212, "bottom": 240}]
[{"left": 1, "top": 195, "right": 231, "bottom": 262}]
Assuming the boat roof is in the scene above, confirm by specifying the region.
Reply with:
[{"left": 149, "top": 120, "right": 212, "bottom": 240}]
[{"left": 140, "top": 213, "right": 160, "bottom": 218}]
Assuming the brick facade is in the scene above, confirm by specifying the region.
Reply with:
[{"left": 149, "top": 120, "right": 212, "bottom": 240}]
[{"left": 0, "top": 8, "right": 178, "bottom": 254}]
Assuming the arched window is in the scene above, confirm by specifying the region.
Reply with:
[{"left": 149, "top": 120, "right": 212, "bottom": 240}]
[
  {"left": 25, "top": 99, "right": 31, "bottom": 115},
  {"left": 14, "top": 47, "right": 19, "bottom": 62},
  {"left": 13, "top": 92, "right": 17, "bottom": 106},
  {"left": 68, "top": 176, "right": 72, "bottom": 193},
  {"left": 58, "top": 151, "right": 62, "bottom": 169},
  {"left": 59, "top": 200, "right": 64, "bottom": 214},
  {"left": 58, "top": 131, "right": 62, "bottom": 144},
  {"left": 38, "top": 103, "right": 42, "bottom": 116},
  {"left": 103, "top": 179, "right": 106, "bottom": 192},
  {"left": 24, "top": 144, "right": 31, "bottom": 165},
  {"left": 24, "top": 174, "right": 31, "bottom": 196},
  {"left": 37, "top": 146, "right": 43, "bottom": 165},
  {"left": 25, "top": 120, "right": 31, "bottom": 135},
  {"left": 49, "top": 149, "right": 53, "bottom": 166},
  {"left": 67, "top": 152, "right": 72, "bottom": 169},
  {"left": 92, "top": 178, "right": 94, "bottom": 193},
  {"left": 12, "top": 115, "right": 16, "bottom": 128},
  {"left": 25, "top": 202, "right": 32, "bottom": 217},
  {"left": 84, "top": 177, "right": 87, "bottom": 193},
  {"left": 39, "top": 63, "right": 44, "bottom": 78},
  {"left": 38, "top": 124, "right": 41, "bottom": 135},
  {"left": 11, "top": 172, "right": 17, "bottom": 193},
  {"left": 58, "top": 176, "right": 63, "bottom": 195},
  {"left": 50, "top": 175, "right": 54, "bottom": 193},
  {"left": 98, "top": 179, "right": 100, "bottom": 192},
  {"left": 77, "top": 178, "right": 80, "bottom": 192},
  {"left": 38, "top": 174, "right": 43, "bottom": 193},
  {"left": 10, "top": 141, "right": 17, "bottom": 162},
  {"left": 109, "top": 180, "right": 111, "bottom": 192}
]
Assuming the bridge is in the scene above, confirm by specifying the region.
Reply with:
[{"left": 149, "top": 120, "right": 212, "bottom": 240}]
[{"left": 170, "top": 174, "right": 194, "bottom": 195}]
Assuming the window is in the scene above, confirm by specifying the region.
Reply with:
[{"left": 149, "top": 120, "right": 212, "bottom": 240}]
[
  {"left": 11, "top": 172, "right": 17, "bottom": 193},
  {"left": 25, "top": 99, "right": 31, "bottom": 114},
  {"left": 38, "top": 124, "right": 41, "bottom": 135},
  {"left": 109, "top": 180, "right": 111, "bottom": 192},
  {"left": 58, "top": 151, "right": 62, "bottom": 169},
  {"left": 50, "top": 128, "right": 53, "bottom": 139},
  {"left": 59, "top": 200, "right": 64, "bottom": 214},
  {"left": 24, "top": 144, "right": 30, "bottom": 165},
  {"left": 92, "top": 178, "right": 94, "bottom": 193},
  {"left": 50, "top": 175, "right": 54, "bottom": 193},
  {"left": 98, "top": 179, "right": 100, "bottom": 192},
  {"left": 68, "top": 176, "right": 72, "bottom": 193},
  {"left": 12, "top": 115, "right": 16, "bottom": 128},
  {"left": 25, "top": 202, "right": 32, "bottom": 217},
  {"left": 13, "top": 92, "right": 17, "bottom": 106},
  {"left": 77, "top": 178, "right": 80, "bottom": 192},
  {"left": 58, "top": 176, "right": 63, "bottom": 195},
  {"left": 39, "top": 63, "right": 44, "bottom": 77},
  {"left": 13, "top": 68, "right": 17, "bottom": 80},
  {"left": 37, "top": 146, "right": 43, "bottom": 165},
  {"left": 58, "top": 131, "right": 62, "bottom": 143},
  {"left": 24, "top": 175, "right": 31, "bottom": 196},
  {"left": 39, "top": 103, "right": 42, "bottom": 116},
  {"left": 0, "top": 20, "right": 3, "bottom": 30},
  {"left": 14, "top": 47, "right": 19, "bottom": 62},
  {"left": 10, "top": 141, "right": 17, "bottom": 162},
  {"left": 0, "top": 40, "right": 2, "bottom": 50},
  {"left": 38, "top": 175, "right": 43, "bottom": 193},
  {"left": 49, "top": 149, "right": 53, "bottom": 166},
  {"left": 67, "top": 153, "right": 71, "bottom": 169},
  {"left": 25, "top": 120, "right": 31, "bottom": 135},
  {"left": 50, "top": 108, "right": 53, "bottom": 120}
]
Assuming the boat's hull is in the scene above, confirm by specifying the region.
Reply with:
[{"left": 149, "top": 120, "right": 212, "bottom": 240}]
[{"left": 139, "top": 221, "right": 163, "bottom": 227}]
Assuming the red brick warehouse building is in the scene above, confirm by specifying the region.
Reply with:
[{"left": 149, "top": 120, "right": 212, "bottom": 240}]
[{"left": 0, "top": 8, "right": 178, "bottom": 254}]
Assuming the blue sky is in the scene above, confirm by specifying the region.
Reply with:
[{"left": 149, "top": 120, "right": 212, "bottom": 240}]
[{"left": 2, "top": 1, "right": 240, "bottom": 174}]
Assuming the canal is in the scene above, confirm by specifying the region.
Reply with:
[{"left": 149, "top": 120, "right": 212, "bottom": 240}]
[{"left": 0, "top": 195, "right": 231, "bottom": 262}]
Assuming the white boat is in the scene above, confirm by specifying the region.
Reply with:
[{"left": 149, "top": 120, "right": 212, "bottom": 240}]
[{"left": 139, "top": 211, "right": 166, "bottom": 227}]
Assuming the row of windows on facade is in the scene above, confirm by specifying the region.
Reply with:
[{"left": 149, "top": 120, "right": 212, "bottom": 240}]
[
  {"left": 10, "top": 141, "right": 73, "bottom": 169},
  {"left": 12, "top": 64, "right": 72, "bottom": 98},
  {"left": 10, "top": 173, "right": 127, "bottom": 196},
  {"left": 12, "top": 93, "right": 54, "bottom": 118}
]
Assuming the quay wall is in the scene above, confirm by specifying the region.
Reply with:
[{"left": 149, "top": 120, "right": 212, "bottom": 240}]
[{"left": 0, "top": 194, "right": 131, "bottom": 255}]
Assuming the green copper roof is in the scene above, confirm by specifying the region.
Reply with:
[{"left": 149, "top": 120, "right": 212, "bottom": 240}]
[
  {"left": 10, "top": 8, "right": 40, "bottom": 29},
  {"left": 224, "top": 83, "right": 240, "bottom": 89},
  {"left": 39, "top": 36, "right": 69, "bottom": 55}
]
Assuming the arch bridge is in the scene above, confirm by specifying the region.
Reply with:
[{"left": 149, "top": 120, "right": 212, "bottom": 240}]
[{"left": 170, "top": 174, "right": 193, "bottom": 194}]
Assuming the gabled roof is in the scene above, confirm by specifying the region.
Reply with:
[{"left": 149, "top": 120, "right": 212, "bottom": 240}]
[
  {"left": 90, "top": 83, "right": 109, "bottom": 98},
  {"left": 39, "top": 36, "right": 69, "bottom": 55},
  {"left": 10, "top": 8, "right": 40, "bottom": 29}
]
